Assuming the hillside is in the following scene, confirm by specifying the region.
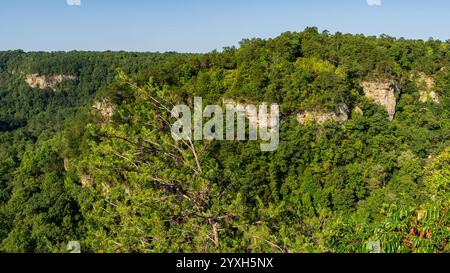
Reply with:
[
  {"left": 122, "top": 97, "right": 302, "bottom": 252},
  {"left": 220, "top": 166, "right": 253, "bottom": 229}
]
[{"left": 0, "top": 28, "right": 448, "bottom": 253}]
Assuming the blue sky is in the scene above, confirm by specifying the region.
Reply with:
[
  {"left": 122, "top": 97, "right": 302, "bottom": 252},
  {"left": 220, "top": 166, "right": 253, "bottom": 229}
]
[{"left": 0, "top": 0, "right": 448, "bottom": 52}]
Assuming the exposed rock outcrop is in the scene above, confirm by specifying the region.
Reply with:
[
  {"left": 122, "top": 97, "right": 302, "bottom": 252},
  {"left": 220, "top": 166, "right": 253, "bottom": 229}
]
[
  {"left": 63, "top": 158, "right": 70, "bottom": 172},
  {"left": 296, "top": 104, "right": 348, "bottom": 125},
  {"left": 415, "top": 73, "right": 440, "bottom": 104},
  {"left": 25, "top": 74, "right": 76, "bottom": 91},
  {"left": 223, "top": 99, "right": 279, "bottom": 130},
  {"left": 360, "top": 80, "right": 400, "bottom": 121},
  {"left": 223, "top": 99, "right": 348, "bottom": 127},
  {"left": 93, "top": 98, "right": 115, "bottom": 123},
  {"left": 80, "top": 174, "right": 92, "bottom": 187}
]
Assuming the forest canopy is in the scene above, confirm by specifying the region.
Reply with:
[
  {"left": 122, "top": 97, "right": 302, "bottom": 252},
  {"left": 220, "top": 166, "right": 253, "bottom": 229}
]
[{"left": 0, "top": 28, "right": 448, "bottom": 253}]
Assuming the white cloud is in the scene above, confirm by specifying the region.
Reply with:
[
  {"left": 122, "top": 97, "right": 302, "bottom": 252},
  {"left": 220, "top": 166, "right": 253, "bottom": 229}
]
[
  {"left": 66, "top": 0, "right": 81, "bottom": 6},
  {"left": 367, "top": 0, "right": 382, "bottom": 6}
]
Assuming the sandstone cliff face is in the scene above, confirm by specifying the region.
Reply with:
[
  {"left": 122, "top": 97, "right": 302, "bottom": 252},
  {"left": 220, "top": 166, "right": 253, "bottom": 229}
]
[
  {"left": 296, "top": 104, "right": 348, "bottom": 125},
  {"left": 80, "top": 174, "right": 92, "bottom": 187},
  {"left": 223, "top": 99, "right": 348, "bottom": 127},
  {"left": 361, "top": 80, "right": 399, "bottom": 121},
  {"left": 415, "top": 73, "right": 440, "bottom": 104},
  {"left": 25, "top": 74, "right": 76, "bottom": 91},
  {"left": 223, "top": 99, "right": 279, "bottom": 130},
  {"left": 63, "top": 158, "right": 70, "bottom": 172},
  {"left": 93, "top": 98, "right": 115, "bottom": 123}
]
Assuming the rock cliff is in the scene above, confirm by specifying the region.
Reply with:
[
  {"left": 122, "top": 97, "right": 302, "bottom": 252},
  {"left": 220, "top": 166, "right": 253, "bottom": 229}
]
[
  {"left": 223, "top": 99, "right": 279, "bottom": 130},
  {"left": 296, "top": 104, "right": 348, "bottom": 125},
  {"left": 415, "top": 73, "right": 440, "bottom": 104},
  {"left": 92, "top": 98, "right": 115, "bottom": 123},
  {"left": 25, "top": 74, "right": 76, "bottom": 91},
  {"left": 360, "top": 80, "right": 400, "bottom": 121}
]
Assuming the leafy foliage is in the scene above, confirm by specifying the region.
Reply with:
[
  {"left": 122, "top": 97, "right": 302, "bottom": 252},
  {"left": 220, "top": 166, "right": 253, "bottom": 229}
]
[{"left": 0, "top": 29, "right": 448, "bottom": 253}]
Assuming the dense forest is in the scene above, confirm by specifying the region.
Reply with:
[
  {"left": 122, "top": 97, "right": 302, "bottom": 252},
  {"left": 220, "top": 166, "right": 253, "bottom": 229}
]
[{"left": 0, "top": 28, "right": 448, "bottom": 253}]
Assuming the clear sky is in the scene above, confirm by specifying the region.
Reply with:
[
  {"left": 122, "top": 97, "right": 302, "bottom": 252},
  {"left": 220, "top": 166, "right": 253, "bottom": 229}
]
[{"left": 0, "top": 0, "right": 448, "bottom": 53}]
